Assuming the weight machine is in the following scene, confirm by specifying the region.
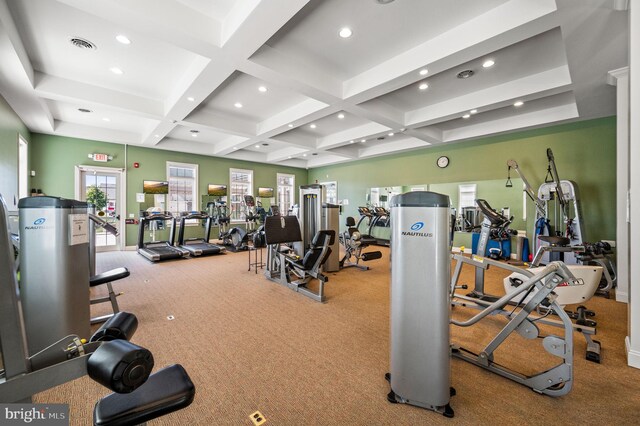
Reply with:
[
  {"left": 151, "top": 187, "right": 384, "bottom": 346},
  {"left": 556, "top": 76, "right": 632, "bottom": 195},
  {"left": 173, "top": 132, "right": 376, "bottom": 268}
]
[
  {"left": 298, "top": 184, "right": 340, "bottom": 272},
  {"left": 387, "top": 192, "right": 578, "bottom": 419},
  {"left": 0, "top": 194, "right": 195, "bottom": 422}
]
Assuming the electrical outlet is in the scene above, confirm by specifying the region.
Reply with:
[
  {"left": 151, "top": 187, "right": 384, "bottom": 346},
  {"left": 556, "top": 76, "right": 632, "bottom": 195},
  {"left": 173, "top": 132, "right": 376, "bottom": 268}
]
[{"left": 249, "top": 411, "right": 266, "bottom": 426}]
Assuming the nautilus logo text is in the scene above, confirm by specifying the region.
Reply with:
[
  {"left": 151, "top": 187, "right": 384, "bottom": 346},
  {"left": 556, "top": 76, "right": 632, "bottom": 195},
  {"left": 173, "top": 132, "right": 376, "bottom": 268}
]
[
  {"left": 410, "top": 222, "right": 424, "bottom": 231},
  {"left": 33, "top": 218, "right": 46, "bottom": 225},
  {"left": 402, "top": 221, "right": 432, "bottom": 238}
]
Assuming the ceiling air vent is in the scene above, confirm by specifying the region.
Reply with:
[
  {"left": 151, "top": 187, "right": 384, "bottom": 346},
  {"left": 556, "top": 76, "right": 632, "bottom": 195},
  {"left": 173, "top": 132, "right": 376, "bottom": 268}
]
[
  {"left": 69, "top": 37, "right": 97, "bottom": 50},
  {"left": 78, "top": 108, "right": 92, "bottom": 113},
  {"left": 457, "top": 70, "right": 474, "bottom": 79},
  {"left": 377, "top": 136, "right": 385, "bottom": 141}
]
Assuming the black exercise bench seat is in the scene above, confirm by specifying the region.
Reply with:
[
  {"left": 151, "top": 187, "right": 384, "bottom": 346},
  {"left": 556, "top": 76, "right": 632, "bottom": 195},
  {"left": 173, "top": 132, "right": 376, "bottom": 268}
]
[
  {"left": 90, "top": 267, "right": 130, "bottom": 325},
  {"left": 90, "top": 267, "right": 130, "bottom": 287},
  {"left": 94, "top": 364, "right": 196, "bottom": 426}
]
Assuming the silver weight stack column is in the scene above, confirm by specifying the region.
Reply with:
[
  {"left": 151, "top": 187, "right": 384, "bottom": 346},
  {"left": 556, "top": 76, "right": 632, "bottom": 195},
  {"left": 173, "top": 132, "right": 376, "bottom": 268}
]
[
  {"left": 321, "top": 203, "right": 340, "bottom": 272},
  {"left": 19, "top": 196, "right": 90, "bottom": 355},
  {"left": 387, "top": 191, "right": 454, "bottom": 417}
]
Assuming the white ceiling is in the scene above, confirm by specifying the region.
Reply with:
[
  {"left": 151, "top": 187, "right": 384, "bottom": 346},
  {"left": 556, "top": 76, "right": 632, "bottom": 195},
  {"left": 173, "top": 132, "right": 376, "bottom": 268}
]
[{"left": 0, "top": 0, "right": 628, "bottom": 169}]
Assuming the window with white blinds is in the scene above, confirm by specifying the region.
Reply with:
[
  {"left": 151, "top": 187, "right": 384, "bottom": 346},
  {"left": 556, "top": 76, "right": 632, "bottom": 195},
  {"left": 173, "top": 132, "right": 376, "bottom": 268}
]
[
  {"left": 230, "top": 168, "right": 253, "bottom": 221},
  {"left": 167, "top": 162, "right": 198, "bottom": 216},
  {"left": 277, "top": 173, "right": 295, "bottom": 214}
]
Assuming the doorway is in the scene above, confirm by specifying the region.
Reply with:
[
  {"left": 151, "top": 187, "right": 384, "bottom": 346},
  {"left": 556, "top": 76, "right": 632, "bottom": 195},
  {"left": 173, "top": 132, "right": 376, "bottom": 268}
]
[{"left": 75, "top": 166, "right": 124, "bottom": 251}]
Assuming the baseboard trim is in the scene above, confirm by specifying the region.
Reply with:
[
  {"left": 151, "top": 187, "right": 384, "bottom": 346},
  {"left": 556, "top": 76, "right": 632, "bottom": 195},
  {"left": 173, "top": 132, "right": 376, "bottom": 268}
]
[
  {"left": 616, "top": 291, "right": 629, "bottom": 304},
  {"left": 125, "top": 245, "right": 137, "bottom": 251},
  {"left": 626, "top": 337, "right": 640, "bottom": 369}
]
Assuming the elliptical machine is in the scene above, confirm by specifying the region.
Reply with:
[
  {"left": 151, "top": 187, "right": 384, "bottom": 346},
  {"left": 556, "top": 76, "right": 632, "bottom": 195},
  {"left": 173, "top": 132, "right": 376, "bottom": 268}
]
[{"left": 210, "top": 200, "right": 248, "bottom": 252}]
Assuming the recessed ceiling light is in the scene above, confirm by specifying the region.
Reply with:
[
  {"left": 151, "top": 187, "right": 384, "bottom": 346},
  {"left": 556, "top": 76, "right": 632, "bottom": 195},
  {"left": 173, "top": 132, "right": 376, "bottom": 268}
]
[
  {"left": 303, "top": 153, "right": 307, "bottom": 157},
  {"left": 338, "top": 113, "right": 345, "bottom": 119},
  {"left": 187, "top": 97, "right": 195, "bottom": 102},
  {"left": 288, "top": 124, "right": 294, "bottom": 128},
  {"left": 349, "top": 140, "right": 354, "bottom": 144},
  {"left": 234, "top": 102, "right": 243, "bottom": 108},
  {"left": 339, "top": 27, "right": 352, "bottom": 38},
  {"left": 102, "top": 117, "right": 110, "bottom": 122},
  {"left": 154, "top": 134, "right": 160, "bottom": 138},
  {"left": 462, "top": 114, "right": 471, "bottom": 119},
  {"left": 419, "top": 82, "right": 429, "bottom": 90},
  {"left": 361, "top": 139, "right": 366, "bottom": 143},
  {"left": 191, "top": 133, "right": 198, "bottom": 137},
  {"left": 388, "top": 132, "right": 394, "bottom": 136},
  {"left": 233, "top": 147, "right": 238, "bottom": 150},
  {"left": 115, "top": 35, "right": 131, "bottom": 45},
  {"left": 258, "top": 86, "right": 267, "bottom": 93},
  {"left": 255, "top": 145, "right": 260, "bottom": 148},
  {"left": 288, "top": 156, "right": 292, "bottom": 159},
  {"left": 470, "top": 109, "right": 478, "bottom": 114},
  {"left": 78, "top": 108, "right": 92, "bottom": 113},
  {"left": 482, "top": 59, "right": 495, "bottom": 68},
  {"left": 110, "top": 67, "right": 123, "bottom": 75},
  {"left": 514, "top": 100, "right": 524, "bottom": 107},
  {"left": 419, "top": 68, "right": 429, "bottom": 76},
  {"left": 310, "top": 124, "right": 317, "bottom": 129}
]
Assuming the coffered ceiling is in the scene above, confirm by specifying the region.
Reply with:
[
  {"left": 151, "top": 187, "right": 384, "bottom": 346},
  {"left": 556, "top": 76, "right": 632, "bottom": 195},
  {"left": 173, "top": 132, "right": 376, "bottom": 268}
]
[{"left": 0, "top": 0, "right": 628, "bottom": 168}]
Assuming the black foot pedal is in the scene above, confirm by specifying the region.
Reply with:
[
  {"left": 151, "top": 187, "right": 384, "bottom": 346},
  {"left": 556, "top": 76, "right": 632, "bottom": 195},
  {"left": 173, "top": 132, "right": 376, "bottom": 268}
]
[
  {"left": 450, "top": 387, "right": 456, "bottom": 397},
  {"left": 586, "top": 339, "right": 601, "bottom": 363},
  {"left": 387, "top": 390, "right": 398, "bottom": 404},
  {"left": 384, "top": 373, "right": 391, "bottom": 382},
  {"left": 443, "top": 403, "right": 454, "bottom": 418}
]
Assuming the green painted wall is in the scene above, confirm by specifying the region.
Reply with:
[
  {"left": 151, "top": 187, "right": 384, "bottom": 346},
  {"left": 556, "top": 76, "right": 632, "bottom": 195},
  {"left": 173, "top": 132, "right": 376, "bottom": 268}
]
[
  {"left": 0, "top": 94, "right": 31, "bottom": 210},
  {"left": 309, "top": 117, "right": 617, "bottom": 243},
  {"left": 29, "top": 134, "right": 308, "bottom": 246}
]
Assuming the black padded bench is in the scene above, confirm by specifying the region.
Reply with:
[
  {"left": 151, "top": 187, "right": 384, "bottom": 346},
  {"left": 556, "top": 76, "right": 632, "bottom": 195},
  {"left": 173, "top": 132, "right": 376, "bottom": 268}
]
[
  {"left": 90, "top": 267, "right": 130, "bottom": 324},
  {"left": 93, "top": 364, "right": 195, "bottom": 426}
]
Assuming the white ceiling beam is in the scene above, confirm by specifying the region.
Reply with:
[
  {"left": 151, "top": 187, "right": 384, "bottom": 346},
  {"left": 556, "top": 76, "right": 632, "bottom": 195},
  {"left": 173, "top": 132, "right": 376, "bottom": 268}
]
[
  {"left": 358, "top": 137, "right": 430, "bottom": 159},
  {"left": 221, "top": 0, "right": 310, "bottom": 54},
  {"left": 257, "top": 98, "right": 329, "bottom": 135},
  {"left": 51, "top": 120, "right": 141, "bottom": 145},
  {"left": 34, "top": 72, "right": 164, "bottom": 119},
  {"left": 406, "top": 65, "right": 572, "bottom": 127},
  {"left": 343, "top": 0, "right": 558, "bottom": 101},
  {"left": 305, "top": 154, "right": 353, "bottom": 168},
  {"left": 316, "top": 122, "right": 390, "bottom": 150},
  {"left": 213, "top": 136, "right": 255, "bottom": 156},
  {"left": 183, "top": 110, "right": 257, "bottom": 138},
  {"left": 0, "top": 1, "right": 54, "bottom": 132},
  {"left": 57, "top": 0, "right": 224, "bottom": 55},
  {"left": 266, "top": 146, "right": 310, "bottom": 163},
  {"left": 442, "top": 103, "right": 579, "bottom": 142}
]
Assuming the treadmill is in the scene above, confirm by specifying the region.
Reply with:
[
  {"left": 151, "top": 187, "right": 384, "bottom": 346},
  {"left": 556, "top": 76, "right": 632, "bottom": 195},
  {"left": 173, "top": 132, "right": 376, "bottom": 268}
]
[
  {"left": 137, "top": 212, "right": 190, "bottom": 262},
  {"left": 177, "top": 212, "right": 226, "bottom": 257}
]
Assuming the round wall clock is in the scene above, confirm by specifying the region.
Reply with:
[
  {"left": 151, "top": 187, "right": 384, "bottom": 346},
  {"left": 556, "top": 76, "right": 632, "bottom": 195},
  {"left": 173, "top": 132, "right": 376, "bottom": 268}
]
[{"left": 437, "top": 156, "right": 449, "bottom": 168}]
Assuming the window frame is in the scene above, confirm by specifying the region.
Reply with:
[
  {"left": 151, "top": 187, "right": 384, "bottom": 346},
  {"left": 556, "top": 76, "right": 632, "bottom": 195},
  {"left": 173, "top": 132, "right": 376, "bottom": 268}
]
[
  {"left": 277, "top": 173, "right": 295, "bottom": 215},
  {"left": 18, "top": 135, "right": 28, "bottom": 199},
  {"left": 229, "top": 168, "right": 254, "bottom": 223},
  {"left": 166, "top": 161, "right": 199, "bottom": 223}
]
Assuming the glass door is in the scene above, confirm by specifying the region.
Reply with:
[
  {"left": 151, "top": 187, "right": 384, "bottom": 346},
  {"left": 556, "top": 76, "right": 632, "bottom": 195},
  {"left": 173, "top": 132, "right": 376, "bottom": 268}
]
[{"left": 79, "top": 169, "right": 122, "bottom": 251}]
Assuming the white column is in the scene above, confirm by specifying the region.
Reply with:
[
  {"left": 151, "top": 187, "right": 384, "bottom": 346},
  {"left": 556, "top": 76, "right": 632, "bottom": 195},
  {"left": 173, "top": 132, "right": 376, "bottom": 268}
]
[
  {"left": 608, "top": 67, "right": 629, "bottom": 303},
  {"left": 627, "top": 0, "right": 640, "bottom": 369}
]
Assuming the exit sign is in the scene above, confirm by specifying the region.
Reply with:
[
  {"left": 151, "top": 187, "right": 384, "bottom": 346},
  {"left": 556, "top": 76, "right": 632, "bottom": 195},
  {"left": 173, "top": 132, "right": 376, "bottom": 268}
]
[{"left": 90, "top": 153, "right": 110, "bottom": 162}]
